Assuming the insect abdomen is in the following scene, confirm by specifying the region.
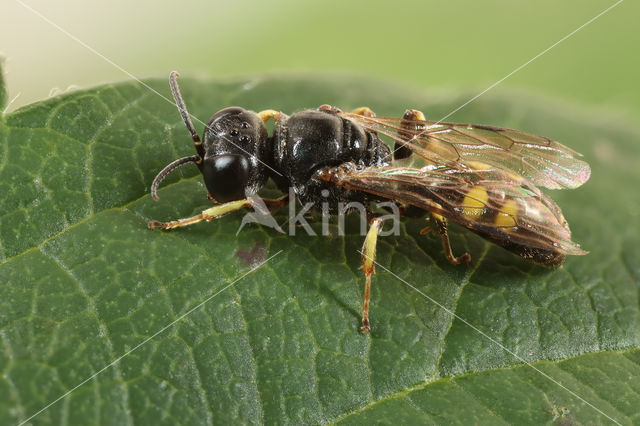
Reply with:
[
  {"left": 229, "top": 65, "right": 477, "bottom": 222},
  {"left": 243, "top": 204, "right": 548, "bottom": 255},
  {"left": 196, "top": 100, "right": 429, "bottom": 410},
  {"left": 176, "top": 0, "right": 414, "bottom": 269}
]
[
  {"left": 452, "top": 182, "right": 570, "bottom": 267},
  {"left": 467, "top": 222, "right": 567, "bottom": 267}
]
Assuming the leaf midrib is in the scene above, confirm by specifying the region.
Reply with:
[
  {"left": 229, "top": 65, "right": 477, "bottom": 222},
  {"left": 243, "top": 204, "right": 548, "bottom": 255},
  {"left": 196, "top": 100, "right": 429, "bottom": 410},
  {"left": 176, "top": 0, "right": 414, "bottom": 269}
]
[{"left": 332, "top": 346, "right": 639, "bottom": 424}]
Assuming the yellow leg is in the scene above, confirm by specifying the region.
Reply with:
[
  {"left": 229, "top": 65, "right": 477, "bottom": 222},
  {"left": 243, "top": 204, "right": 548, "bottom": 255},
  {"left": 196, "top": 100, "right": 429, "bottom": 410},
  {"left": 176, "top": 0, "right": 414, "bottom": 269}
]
[
  {"left": 257, "top": 109, "right": 283, "bottom": 123},
  {"left": 149, "top": 198, "right": 255, "bottom": 230},
  {"left": 360, "top": 217, "right": 384, "bottom": 334},
  {"left": 351, "top": 106, "right": 376, "bottom": 117},
  {"left": 206, "top": 192, "right": 288, "bottom": 207},
  {"left": 428, "top": 213, "right": 471, "bottom": 265}
]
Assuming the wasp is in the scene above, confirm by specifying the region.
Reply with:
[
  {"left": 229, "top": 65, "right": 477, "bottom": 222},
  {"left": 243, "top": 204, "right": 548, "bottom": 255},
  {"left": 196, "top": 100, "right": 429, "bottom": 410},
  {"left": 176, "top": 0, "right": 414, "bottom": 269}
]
[{"left": 149, "top": 72, "right": 590, "bottom": 333}]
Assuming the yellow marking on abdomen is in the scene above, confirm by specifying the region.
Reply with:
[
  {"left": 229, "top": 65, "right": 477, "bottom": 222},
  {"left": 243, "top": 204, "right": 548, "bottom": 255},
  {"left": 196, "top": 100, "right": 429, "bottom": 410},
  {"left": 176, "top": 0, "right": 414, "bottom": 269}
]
[
  {"left": 495, "top": 199, "right": 518, "bottom": 228},
  {"left": 462, "top": 186, "right": 488, "bottom": 220},
  {"left": 465, "top": 161, "right": 491, "bottom": 171}
]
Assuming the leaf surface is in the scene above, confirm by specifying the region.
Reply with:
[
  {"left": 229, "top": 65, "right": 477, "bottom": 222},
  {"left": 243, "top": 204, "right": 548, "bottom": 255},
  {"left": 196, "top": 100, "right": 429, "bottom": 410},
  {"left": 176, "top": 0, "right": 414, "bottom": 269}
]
[{"left": 1, "top": 69, "right": 639, "bottom": 425}]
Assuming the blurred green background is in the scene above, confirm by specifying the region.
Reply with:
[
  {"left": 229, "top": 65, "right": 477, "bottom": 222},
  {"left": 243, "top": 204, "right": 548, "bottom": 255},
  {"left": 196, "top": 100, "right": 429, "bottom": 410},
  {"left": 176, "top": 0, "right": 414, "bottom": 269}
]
[{"left": 1, "top": 0, "right": 638, "bottom": 118}]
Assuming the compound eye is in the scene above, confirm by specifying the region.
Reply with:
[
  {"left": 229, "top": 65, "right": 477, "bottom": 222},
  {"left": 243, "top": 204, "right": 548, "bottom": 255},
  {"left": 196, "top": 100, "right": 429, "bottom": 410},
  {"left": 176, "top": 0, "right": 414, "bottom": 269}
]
[{"left": 202, "top": 154, "right": 250, "bottom": 203}]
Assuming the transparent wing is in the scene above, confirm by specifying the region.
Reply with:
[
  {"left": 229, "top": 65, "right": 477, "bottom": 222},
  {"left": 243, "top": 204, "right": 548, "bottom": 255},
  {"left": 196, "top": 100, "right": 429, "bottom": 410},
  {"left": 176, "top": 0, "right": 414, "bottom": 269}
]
[
  {"left": 319, "top": 163, "right": 587, "bottom": 255},
  {"left": 339, "top": 112, "right": 591, "bottom": 190}
]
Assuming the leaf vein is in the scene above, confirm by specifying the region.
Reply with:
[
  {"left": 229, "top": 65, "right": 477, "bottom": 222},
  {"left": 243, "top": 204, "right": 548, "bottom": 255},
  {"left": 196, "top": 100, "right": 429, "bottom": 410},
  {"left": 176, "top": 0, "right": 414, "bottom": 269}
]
[{"left": 37, "top": 247, "right": 133, "bottom": 426}]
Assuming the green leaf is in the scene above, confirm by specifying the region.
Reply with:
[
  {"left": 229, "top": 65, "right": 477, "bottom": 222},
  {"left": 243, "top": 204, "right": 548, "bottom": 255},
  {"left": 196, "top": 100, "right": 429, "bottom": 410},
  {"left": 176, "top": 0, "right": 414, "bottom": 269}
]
[{"left": 1, "top": 66, "right": 639, "bottom": 425}]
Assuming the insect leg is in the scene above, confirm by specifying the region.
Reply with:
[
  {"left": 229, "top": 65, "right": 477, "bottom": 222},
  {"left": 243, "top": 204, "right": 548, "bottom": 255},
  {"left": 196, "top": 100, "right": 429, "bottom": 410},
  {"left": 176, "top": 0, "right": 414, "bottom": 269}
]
[
  {"left": 351, "top": 106, "right": 376, "bottom": 117},
  {"left": 169, "top": 71, "right": 204, "bottom": 159},
  {"left": 262, "top": 194, "right": 290, "bottom": 208},
  {"left": 206, "top": 193, "right": 288, "bottom": 208},
  {"left": 360, "top": 216, "right": 385, "bottom": 334},
  {"left": 148, "top": 198, "right": 256, "bottom": 230},
  {"left": 430, "top": 213, "right": 471, "bottom": 265},
  {"left": 395, "top": 109, "right": 427, "bottom": 160}
]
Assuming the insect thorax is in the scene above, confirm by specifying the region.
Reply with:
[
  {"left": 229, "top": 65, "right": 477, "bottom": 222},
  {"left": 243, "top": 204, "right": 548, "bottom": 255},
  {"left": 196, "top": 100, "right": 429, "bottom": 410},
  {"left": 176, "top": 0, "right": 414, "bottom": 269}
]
[{"left": 272, "top": 109, "right": 390, "bottom": 209}]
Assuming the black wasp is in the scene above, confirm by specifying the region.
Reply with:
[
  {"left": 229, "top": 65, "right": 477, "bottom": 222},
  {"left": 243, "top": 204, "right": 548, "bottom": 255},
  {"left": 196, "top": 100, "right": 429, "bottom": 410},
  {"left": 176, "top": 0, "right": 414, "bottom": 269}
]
[{"left": 149, "top": 72, "right": 590, "bottom": 333}]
